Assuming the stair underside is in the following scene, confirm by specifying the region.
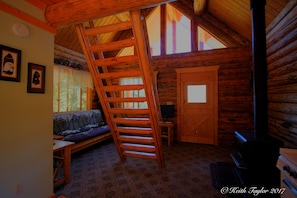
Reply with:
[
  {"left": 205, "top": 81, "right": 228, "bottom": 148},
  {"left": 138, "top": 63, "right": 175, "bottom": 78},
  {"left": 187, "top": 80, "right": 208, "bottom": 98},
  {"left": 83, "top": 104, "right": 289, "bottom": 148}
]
[{"left": 75, "top": 10, "right": 164, "bottom": 167}]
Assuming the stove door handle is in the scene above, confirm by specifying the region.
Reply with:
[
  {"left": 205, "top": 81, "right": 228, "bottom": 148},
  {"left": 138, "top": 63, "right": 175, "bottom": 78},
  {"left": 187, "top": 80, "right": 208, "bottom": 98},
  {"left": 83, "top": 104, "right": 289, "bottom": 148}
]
[{"left": 283, "top": 178, "right": 297, "bottom": 196}]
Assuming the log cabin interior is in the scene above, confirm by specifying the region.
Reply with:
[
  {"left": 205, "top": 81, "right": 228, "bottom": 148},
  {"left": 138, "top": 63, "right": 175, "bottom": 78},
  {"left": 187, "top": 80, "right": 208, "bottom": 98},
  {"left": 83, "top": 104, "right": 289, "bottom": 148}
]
[{"left": 0, "top": 0, "right": 296, "bottom": 197}]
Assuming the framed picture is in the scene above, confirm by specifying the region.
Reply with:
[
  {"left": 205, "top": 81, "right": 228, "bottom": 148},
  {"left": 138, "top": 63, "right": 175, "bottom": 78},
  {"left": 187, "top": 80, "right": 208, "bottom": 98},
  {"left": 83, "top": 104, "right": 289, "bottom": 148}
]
[
  {"left": 0, "top": 45, "right": 22, "bottom": 82},
  {"left": 27, "top": 63, "right": 46, "bottom": 93}
]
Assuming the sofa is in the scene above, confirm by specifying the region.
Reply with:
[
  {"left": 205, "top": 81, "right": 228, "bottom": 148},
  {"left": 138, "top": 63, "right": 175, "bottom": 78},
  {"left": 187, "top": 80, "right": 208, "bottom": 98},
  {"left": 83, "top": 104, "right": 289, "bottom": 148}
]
[{"left": 53, "top": 109, "right": 112, "bottom": 153}]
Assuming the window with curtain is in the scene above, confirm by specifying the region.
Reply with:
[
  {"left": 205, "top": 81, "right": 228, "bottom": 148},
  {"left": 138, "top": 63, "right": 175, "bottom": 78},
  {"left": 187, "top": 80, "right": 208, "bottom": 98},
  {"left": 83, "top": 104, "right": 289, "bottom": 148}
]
[{"left": 53, "top": 64, "right": 94, "bottom": 112}]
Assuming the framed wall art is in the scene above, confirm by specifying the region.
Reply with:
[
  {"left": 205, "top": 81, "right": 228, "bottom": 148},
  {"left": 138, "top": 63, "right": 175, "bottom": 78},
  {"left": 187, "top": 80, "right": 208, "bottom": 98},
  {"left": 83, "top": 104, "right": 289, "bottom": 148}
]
[
  {"left": 27, "top": 63, "right": 46, "bottom": 93},
  {"left": 0, "top": 44, "right": 22, "bottom": 82}
]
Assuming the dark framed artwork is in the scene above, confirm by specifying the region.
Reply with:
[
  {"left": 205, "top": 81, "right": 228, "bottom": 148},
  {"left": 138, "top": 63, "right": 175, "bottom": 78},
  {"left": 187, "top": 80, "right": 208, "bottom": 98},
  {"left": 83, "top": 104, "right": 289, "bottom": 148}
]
[
  {"left": 27, "top": 63, "right": 46, "bottom": 93},
  {"left": 0, "top": 44, "right": 22, "bottom": 82}
]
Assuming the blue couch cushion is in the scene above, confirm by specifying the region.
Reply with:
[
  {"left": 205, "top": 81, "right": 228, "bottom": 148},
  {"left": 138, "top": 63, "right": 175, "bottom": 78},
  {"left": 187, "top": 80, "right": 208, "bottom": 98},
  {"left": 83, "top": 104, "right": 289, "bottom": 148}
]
[
  {"left": 64, "top": 125, "right": 110, "bottom": 143},
  {"left": 53, "top": 118, "right": 70, "bottom": 135},
  {"left": 53, "top": 109, "right": 106, "bottom": 136}
]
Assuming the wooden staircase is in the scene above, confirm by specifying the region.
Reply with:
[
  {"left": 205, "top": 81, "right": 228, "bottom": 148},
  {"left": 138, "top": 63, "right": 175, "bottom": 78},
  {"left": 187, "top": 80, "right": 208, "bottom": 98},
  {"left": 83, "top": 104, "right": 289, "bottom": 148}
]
[{"left": 75, "top": 10, "right": 165, "bottom": 168}]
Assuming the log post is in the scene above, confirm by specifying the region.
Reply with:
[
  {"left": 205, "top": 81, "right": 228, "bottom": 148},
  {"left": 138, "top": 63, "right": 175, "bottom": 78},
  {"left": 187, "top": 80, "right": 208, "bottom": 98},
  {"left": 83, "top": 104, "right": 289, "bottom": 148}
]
[{"left": 250, "top": 0, "right": 268, "bottom": 137}]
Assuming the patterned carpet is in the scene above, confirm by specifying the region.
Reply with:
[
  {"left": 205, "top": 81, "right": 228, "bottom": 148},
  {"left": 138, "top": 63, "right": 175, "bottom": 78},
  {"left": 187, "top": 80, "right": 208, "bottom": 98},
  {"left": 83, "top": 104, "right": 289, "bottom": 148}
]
[{"left": 54, "top": 140, "right": 235, "bottom": 198}]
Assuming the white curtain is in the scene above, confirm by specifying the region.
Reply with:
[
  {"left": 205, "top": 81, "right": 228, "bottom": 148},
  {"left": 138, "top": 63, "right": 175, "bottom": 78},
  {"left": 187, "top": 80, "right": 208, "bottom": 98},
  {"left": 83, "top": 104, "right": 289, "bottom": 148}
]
[{"left": 53, "top": 64, "right": 94, "bottom": 112}]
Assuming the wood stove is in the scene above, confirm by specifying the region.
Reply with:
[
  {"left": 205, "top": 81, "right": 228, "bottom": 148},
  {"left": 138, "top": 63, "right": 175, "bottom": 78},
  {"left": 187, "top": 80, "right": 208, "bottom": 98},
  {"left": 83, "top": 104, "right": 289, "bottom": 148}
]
[{"left": 232, "top": 131, "right": 283, "bottom": 188}]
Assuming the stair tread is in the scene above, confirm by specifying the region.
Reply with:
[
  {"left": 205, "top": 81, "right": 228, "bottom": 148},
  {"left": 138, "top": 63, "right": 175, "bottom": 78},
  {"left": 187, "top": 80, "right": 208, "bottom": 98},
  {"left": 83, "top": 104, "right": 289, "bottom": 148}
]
[
  {"left": 88, "top": 38, "right": 135, "bottom": 52},
  {"left": 119, "top": 135, "right": 153, "bottom": 140},
  {"left": 116, "top": 117, "right": 150, "bottom": 120},
  {"left": 122, "top": 143, "right": 155, "bottom": 148},
  {"left": 97, "top": 70, "right": 142, "bottom": 79},
  {"left": 121, "top": 145, "right": 156, "bottom": 153},
  {"left": 117, "top": 126, "right": 152, "bottom": 129},
  {"left": 119, "top": 135, "right": 154, "bottom": 144},
  {"left": 109, "top": 108, "right": 149, "bottom": 114},
  {"left": 124, "top": 150, "right": 157, "bottom": 159},
  {"left": 105, "top": 97, "right": 147, "bottom": 103},
  {"left": 117, "top": 126, "right": 153, "bottom": 135},
  {"left": 84, "top": 21, "right": 132, "bottom": 35},
  {"left": 103, "top": 84, "right": 144, "bottom": 92},
  {"left": 94, "top": 55, "right": 139, "bottom": 67},
  {"left": 113, "top": 117, "right": 151, "bottom": 124},
  {"left": 117, "top": 126, "right": 152, "bottom": 131}
]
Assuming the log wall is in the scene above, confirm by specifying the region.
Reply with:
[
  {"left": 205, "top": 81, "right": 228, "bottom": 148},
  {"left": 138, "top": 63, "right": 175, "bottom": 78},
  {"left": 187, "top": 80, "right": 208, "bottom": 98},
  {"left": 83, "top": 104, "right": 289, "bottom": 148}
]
[
  {"left": 152, "top": 47, "right": 254, "bottom": 146},
  {"left": 266, "top": 0, "right": 297, "bottom": 148},
  {"left": 54, "top": 44, "right": 87, "bottom": 70}
]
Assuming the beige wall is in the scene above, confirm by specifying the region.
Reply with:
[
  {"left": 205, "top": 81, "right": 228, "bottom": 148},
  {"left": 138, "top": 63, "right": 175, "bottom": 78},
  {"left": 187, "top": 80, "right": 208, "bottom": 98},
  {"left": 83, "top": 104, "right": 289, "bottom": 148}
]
[{"left": 0, "top": 1, "right": 54, "bottom": 197}]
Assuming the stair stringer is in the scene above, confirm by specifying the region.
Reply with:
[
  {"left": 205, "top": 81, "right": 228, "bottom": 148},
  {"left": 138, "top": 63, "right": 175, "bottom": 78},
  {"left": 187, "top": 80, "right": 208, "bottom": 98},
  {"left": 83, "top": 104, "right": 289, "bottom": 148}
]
[{"left": 130, "top": 10, "right": 164, "bottom": 168}]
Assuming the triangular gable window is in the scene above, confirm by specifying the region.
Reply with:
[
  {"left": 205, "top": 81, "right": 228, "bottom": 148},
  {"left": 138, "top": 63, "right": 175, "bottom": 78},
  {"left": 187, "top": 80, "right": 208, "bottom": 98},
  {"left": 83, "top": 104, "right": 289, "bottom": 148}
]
[
  {"left": 145, "top": 3, "right": 227, "bottom": 56},
  {"left": 197, "top": 26, "right": 226, "bottom": 50}
]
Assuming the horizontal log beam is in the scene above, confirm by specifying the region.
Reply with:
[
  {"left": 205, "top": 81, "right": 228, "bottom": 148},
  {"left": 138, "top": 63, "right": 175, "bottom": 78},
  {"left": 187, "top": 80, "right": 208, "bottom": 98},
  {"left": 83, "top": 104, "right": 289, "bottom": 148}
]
[
  {"left": 45, "top": 0, "right": 176, "bottom": 28},
  {"left": 54, "top": 44, "right": 87, "bottom": 68}
]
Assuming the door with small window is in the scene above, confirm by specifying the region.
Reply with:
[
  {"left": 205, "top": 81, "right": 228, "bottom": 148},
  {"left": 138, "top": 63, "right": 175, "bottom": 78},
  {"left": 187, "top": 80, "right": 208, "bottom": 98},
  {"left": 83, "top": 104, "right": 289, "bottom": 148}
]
[{"left": 176, "top": 66, "right": 219, "bottom": 145}]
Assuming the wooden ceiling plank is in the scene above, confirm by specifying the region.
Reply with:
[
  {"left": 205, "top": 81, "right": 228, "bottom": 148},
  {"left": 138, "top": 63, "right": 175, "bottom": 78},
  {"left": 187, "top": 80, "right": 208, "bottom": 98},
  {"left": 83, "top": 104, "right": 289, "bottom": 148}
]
[
  {"left": 170, "top": 1, "right": 250, "bottom": 46},
  {"left": 0, "top": 1, "right": 56, "bottom": 34},
  {"left": 208, "top": 0, "right": 251, "bottom": 40},
  {"left": 45, "top": 0, "right": 177, "bottom": 27}
]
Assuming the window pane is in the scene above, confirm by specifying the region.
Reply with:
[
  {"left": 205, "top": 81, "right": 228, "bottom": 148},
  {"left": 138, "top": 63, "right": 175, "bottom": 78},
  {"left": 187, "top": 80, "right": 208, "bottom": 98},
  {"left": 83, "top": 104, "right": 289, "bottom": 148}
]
[
  {"left": 146, "top": 6, "right": 161, "bottom": 56},
  {"left": 197, "top": 26, "right": 226, "bottom": 51},
  {"left": 187, "top": 85, "right": 206, "bottom": 103},
  {"left": 166, "top": 4, "right": 191, "bottom": 54}
]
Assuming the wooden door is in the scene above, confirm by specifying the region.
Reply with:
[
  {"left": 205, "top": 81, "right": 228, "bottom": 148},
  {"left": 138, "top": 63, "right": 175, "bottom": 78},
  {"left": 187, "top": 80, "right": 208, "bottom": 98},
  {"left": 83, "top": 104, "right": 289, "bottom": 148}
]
[{"left": 176, "top": 66, "right": 219, "bottom": 145}]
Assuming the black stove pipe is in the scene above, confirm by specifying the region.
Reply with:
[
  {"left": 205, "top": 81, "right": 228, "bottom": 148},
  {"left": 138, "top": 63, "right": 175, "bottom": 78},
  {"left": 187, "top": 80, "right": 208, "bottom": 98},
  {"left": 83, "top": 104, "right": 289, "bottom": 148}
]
[{"left": 250, "top": 0, "right": 268, "bottom": 138}]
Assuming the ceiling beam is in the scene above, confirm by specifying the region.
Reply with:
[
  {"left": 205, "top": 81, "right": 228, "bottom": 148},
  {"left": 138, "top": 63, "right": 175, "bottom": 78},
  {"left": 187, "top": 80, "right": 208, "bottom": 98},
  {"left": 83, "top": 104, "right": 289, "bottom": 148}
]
[
  {"left": 0, "top": 1, "right": 56, "bottom": 34},
  {"left": 45, "top": 0, "right": 176, "bottom": 28},
  {"left": 193, "top": 0, "right": 207, "bottom": 15},
  {"left": 24, "top": 0, "right": 46, "bottom": 10}
]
